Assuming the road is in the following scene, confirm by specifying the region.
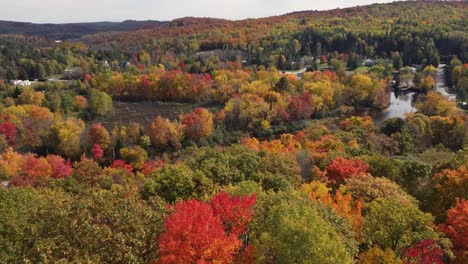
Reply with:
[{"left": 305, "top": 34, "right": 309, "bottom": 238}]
[{"left": 436, "top": 64, "right": 457, "bottom": 101}]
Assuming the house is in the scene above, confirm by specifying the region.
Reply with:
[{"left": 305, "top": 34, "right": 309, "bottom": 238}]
[
  {"left": 9, "top": 80, "right": 32, "bottom": 86},
  {"left": 399, "top": 67, "right": 417, "bottom": 74},
  {"left": 119, "top": 61, "right": 132, "bottom": 69},
  {"left": 196, "top": 50, "right": 223, "bottom": 60},
  {"left": 362, "top": 59, "right": 376, "bottom": 67},
  {"left": 62, "top": 67, "right": 84, "bottom": 80}
]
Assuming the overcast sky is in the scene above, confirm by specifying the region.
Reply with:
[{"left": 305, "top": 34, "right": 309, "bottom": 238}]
[{"left": 1, "top": 0, "right": 400, "bottom": 23}]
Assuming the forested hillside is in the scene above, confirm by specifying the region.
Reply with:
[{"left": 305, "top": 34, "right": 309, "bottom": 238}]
[{"left": 0, "top": 1, "right": 467, "bottom": 263}]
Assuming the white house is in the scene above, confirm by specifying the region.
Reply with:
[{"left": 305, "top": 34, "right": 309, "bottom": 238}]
[{"left": 9, "top": 80, "right": 32, "bottom": 86}]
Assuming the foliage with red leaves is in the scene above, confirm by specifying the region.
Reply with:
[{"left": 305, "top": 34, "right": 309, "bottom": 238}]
[
  {"left": 111, "top": 160, "right": 134, "bottom": 173},
  {"left": 11, "top": 154, "right": 51, "bottom": 187},
  {"left": 84, "top": 73, "right": 92, "bottom": 81},
  {"left": 210, "top": 192, "right": 256, "bottom": 237},
  {"left": 0, "top": 121, "right": 17, "bottom": 146},
  {"left": 141, "top": 160, "right": 165, "bottom": 177},
  {"left": 46, "top": 155, "right": 72, "bottom": 179},
  {"left": 439, "top": 199, "right": 468, "bottom": 255},
  {"left": 403, "top": 239, "right": 444, "bottom": 264},
  {"left": 88, "top": 123, "right": 111, "bottom": 150},
  {"left": 91, "top": 144, "right": 104, "bottom": 160},
  {"left": 326, "top": 157, "right": 369, "bottom": 184},
  {"left": 155, "top": 199, "right": 242, "bottom": 264},
  {"left": 288, "top": 92, "right": 315, "bottom": 120},
  {"left": 182, "top": 107, "right": 214, "bottom": 141}
]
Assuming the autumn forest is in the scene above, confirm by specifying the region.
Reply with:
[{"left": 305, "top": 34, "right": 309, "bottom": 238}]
[{"left": 0, "top": 1, "right": 467, "bottom": 263}]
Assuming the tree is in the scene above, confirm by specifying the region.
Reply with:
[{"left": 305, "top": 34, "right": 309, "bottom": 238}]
[
  {"left": 329, "top": 58, "right": 346, "bottom": 77},
  {"left": 345, "top": 173, "right": 417, "bottom": 206},
  {"left": 251, "top": 192, "right": 355, "bottom": 264},
  {"left": 11, "top": 154, "right": 51, "bottom": 187},
  {"left": 288, "top": 92, "right": 315, "bottom": 120},
  {"left": 358, "top": 246, "right": 402, "bottom": 264},
  {"left": 405, "top": 113, "right": 432, "bottom": 151},
  {"left": 72, "top": 156, "right": 102, "bottom": 186},
  {"left": 433, "top": 166, "right": 468, "bottom": 210},
  {"left": 89, "top": 89, "right": 112, "bottom": 117},
  {"left": 320, "top": 190, "right": 364, "bottom": 239},
  {"left": 0, "top": 148, "right": 24, "bottom": 179},
  {"left": 18, "top": 89, "right": 45, "bottom": 106},
  {"left": 419, "top": 76, "right": 436, "bottom": 92},
  {"left": 392, "top": 52, "right": 403, "bottom": 70},
  {"left": 182, "top": 108, "right": 214, "bottom": 141},
  {"left": 46, "top": 155, "right": 72, "bottom": 179},
  {"left": 371, "top": 82, "right": 390, "bottom": 110},
  {"left": 416, "top": 92, "right": 459, "bottom": 117},
  {"left": 302, "top": 181, "right": 364, "bottom": 239},
  {"left": 399, "top": 159, "right": 433, "bottom": 204},
  {"left": 141, "top": 160, "right": 165, "bottom": 177},
  {"left": 142, "top": 164, "right": 212, "bottom": 203},
  {"left": 438, "top": 199, "right": 467, "bottom": 263},
  {"left": 88, "top": 123, "right": 111, "bottom": 150},
  {"left": 91, "top": 144, "right": 103, "bottom": 160},
  {"left": 35, "top": 63, "right": 46, "bottom": 79},
  {"left": 0, "top": 188, "right": 166, "bottom": 263},
  {"left": 0, "top": 121, "right": 17, "bottom": 146},
  {"left": 51, "top": 118, "right": 85, "bottom": 159},
  {"left": 119, "top": 146, "right": 148, "bottom": 170},
  {"left": 184, "top": 146, "right": 261, "bottom": 186},
  {"left": 74, "top": 95, "right": 88, "bottom": 110},
  {"left": 381, "top": 118, "right": 406, "bottom": 136},
  {"left": 429, "top": 115, "right": 465, "bottom": 151},
  {"left": 110, "top": 160, "right": 133, "bottom": 173},
  {"left": 326, "top": 157, "right": 369, "bottom": 184},
  {"left": 2, "top": 105, "right": 53, "bottom": 149},
  {"left": 274, "top": 76, "right": 291, "bottom": 92},
  {"left": 349, "top": 74, "right": 377, "bottom": 104},
  {"left": 423, "top": 65, "right": 438, "bottom": 78},
  {"left": 402, "top": 239, "right": 445, "bottom": 264},
  {"left": 224, "top": 94, "right": 270, "bottom": 131},
  {"left": 363, "top": 198, "right": 450, "bottom": 255},
  {"left": 155, "top": 199, "right": 242, "bottom": 264},
  {"left": 147, "top": 116, "right": 183, "bottom": 150},
  {"left": 210, "top": 192, "right": 256, "bottom": 237}
]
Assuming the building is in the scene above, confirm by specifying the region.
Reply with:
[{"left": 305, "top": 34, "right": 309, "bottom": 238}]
[
  {"left": 9, "top": 80, "right": 33, "bottom": 86},
  {"left": 362, "top": 59, "right": 376, "bottom": 67},
  {"left": 62, "top": 67, "right": 84, "bottom": 80}
]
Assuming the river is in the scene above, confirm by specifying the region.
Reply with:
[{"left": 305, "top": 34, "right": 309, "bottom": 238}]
[
  {"left": 373, "top": 64, "right": 456, "bottom": 124},
  {"left": 373, "top": 91, "right": 417, "bottom": 124}
]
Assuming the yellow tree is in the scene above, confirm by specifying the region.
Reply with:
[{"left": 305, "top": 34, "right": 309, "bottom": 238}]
[
  {"left": 52, "top": 118, "right": 85, "bottom": 159},
  {"left": 349, "top": 74, "right": 378, "bottom": 103},
  {"left": 147, "top": 116, "right": 183, "bottom": 150}
]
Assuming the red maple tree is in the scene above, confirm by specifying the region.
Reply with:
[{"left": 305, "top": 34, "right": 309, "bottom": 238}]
[
  {"left": 403, "top": 239, "right": 444, "bottom": 264},
  {"left": 156, "top": 199, "right": 242, "bottom": 264},
  {"left": 210, "top": 192, "right": 256, "bottom": 237},
  {"left": 91, "top": 144, "right": 104, "bottom": 160},
  {"left": 439, "top": 199, "right": 467, "bottom": 263},
  {"left": 0, "top": 121, "right": 17, "bottom": 146},
  {"left": 182, "top": 108, "right": 214, "bottom": 141},
  {"left": 288, "top": 92, "right": 315, "bottom": 120},
  {"left": 326, "top": 157, "right": 369, "bottom": 184},
  {"left": 110, "top": 160, "right": 133, "bottom": 173},
  {"left": 46, "top": 155, "right": 72, "bottom": 179}
]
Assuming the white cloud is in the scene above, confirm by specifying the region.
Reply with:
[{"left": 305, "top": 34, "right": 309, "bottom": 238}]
[{"left": 0, "top": 0, "right": 399, "bottom": 23}]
